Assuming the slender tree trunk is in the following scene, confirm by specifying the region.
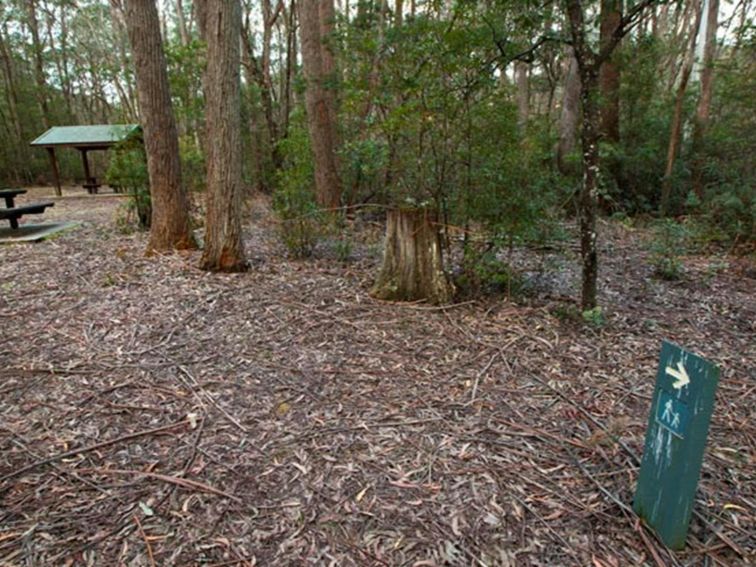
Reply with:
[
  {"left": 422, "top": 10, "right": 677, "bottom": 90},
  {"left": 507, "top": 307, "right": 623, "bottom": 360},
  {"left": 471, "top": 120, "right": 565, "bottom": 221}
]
[
  {"left": 557, "top": 47, "right": 581, "bottom": 174},
  {"left": 660, "top": 0, "right": 703, "bottom": 216},
  {"left": 124, "top": 0, "right": 196, "bottom": 253},
  {"left": 198, "top": 0, "right": 247, "bottom": 272},
  {"left": 27, "top": 0, "right": 52, "bottom": 129},
  {"left": 281, "top": 1, "right": 296, "bottom": 140},
  {"left": 515, "top": 61, "right": 529, "bottom": 130},
  {"left": 298, "top": 0, "right": 342, "bottom": 209},
  {"left": 691, "top": 0, "right": 719, "bottom": 199},
  {"left": 240, "top": 30, "right": 267, "bottom": 193},
  {"left": 577, "top": 69, "right": 601, "bottom": 310},
  {"left": 175, "top": 0, "right": 190, "bottom": 46},
  {"left": 599, "top": 0, "right": 623, "bottom": 194},
  {"left": 1, "top": 22, "right": 33, "bottom": 182}
]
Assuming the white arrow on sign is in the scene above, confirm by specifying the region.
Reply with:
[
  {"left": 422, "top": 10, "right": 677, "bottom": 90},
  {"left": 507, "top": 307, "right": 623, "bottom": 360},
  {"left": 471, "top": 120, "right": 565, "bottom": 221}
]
[{"left": 666, "top": 361, "right": 690, "bottom": 390}]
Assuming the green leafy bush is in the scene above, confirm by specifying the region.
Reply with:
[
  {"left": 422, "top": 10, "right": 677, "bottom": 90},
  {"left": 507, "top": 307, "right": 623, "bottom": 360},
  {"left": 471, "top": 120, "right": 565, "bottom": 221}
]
[
  {"left": 106, "top": 139, "right": 151, "bottom": 230},
  {"left": 648, "top": 219, "right": 689, "bottom": 280},
  {"left": 273, "top": 115, "right": 322, "bottom": 258}
]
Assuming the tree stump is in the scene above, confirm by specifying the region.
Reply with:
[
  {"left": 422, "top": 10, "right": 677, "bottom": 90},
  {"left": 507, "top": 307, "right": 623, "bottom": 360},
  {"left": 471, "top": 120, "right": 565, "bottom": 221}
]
[{"left": 371, "top": 207, "right": 454, "bottom": 304}]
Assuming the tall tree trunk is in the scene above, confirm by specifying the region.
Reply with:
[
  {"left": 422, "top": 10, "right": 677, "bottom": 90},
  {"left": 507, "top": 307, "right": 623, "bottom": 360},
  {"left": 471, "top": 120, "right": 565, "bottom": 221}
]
[
  {"left": 124, "top": 0, "right": 196, "bottom": 253},
  {"left": 26, "top": 0, "right": 51, "bottom": 129},
  {"left": 599, "top": 0, "right": 623, "bottom": 194},
  {"left": 557, "top": 47, "right": 581, "bottom": 174},
  {"left": 175, "top": 0, "right": 190, "bottom": 46},
  {"left": 691, "top": 0, "right": 719, "bottom": 199},
  {"left": 0, "top": 25, "right": 31, "bottom": 183},
  {"left": 198, "top": 0, "right": 247, "bottom": 272},
  {"left": 298, "top": 0, "right": 342, "bottom": 210},
  {"left": 240, "top": 29, "right": 267, "bottom": 193},
  {"left": 281, "top": 0, "right": 296, "bottom": 140},
  {"left": 660, "top": 0, "right": 703, "bottom": 216},
  {"left": 515, "top": 61, "right": 529, "bottom": 130}
]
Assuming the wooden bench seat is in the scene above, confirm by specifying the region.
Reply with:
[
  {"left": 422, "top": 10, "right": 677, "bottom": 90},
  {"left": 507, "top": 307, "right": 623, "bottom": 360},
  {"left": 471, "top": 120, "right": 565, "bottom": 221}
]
[{"left": 0, "top": 201, "right": 54, "bottom": 229}]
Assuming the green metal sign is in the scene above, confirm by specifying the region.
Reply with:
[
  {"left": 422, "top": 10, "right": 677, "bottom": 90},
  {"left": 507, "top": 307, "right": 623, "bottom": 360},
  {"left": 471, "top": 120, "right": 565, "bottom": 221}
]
[{"left": 634, "top": 341, "right": 720, "bottom": 550}]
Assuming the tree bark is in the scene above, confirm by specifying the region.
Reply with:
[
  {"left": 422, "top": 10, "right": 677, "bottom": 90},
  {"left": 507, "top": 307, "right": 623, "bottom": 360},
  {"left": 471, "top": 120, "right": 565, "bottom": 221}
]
[
  {"left": 26, "top": 0, "right": 52, "bottom": 130},
  {"left": 371, "top": 208, "right": 454, "bottom": 305},
  {"left": 557, "top": 47, "right": 581, "bottom": 174},
  {"left": 566, "top": 0, "right": 655, "bottom": 310},
  {"left": 298, "top": 0, "right": 342, "bottom": 210},
  {"left": 660, "top": 0, "right": 703, "bottom": 216},
  {"left": 691, "top": 0, "right": 719, "bottom": 199},
  {"left": 124, "top": 0, "right": 196, "bottom": 253},
  {"left": 198, "top": 0, "right": 247, "bottom": 272},
  {"left": 599, "top": 1, "right": 622, "bottom": 141}
]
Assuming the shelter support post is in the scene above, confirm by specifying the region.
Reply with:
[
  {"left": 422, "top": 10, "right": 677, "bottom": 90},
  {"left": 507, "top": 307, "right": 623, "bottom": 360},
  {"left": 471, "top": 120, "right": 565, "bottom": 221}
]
[
  {"left": 80, "top": 149, "right": 96, "bottom": 194},
  {"left": 46, "top": 148, "right": 62, "bottom": 197}
]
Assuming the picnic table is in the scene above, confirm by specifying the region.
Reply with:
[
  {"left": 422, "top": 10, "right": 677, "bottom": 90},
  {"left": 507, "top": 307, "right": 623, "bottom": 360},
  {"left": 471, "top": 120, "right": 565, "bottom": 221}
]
[{"left": 0, "top": 189, "right": 54, "bottom": 230}]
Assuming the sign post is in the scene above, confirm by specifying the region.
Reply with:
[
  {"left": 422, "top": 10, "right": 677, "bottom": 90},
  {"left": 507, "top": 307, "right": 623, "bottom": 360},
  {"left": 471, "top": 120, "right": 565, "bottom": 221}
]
[{"left": 633, "top": 341, "right": 720, "bottom": 550}]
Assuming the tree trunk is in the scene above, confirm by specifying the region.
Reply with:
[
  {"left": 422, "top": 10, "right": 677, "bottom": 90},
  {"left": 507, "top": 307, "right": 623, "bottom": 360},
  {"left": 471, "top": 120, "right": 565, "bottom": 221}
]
[
  {"left": 298, "top": 0, "right": 342, "bottom": 210},
  {"left": 577, "top": 70, "right": 601, "bottom": 311},
  {"left": 175, "top": 0, "right": 190, "bottom": 46},
  {"left": 599, "top": 0, "right": 623, "bottom": 193},
  {"left": 124, "top": 0, "right": 196, "bottom": 253},
  {"left": 281, "top": 0, "right": 296, "bottom": 140},
  {"left": 660, "top": 0, "right": 703, "bottom": 216},
  {"left": 371, "top": 208, "right": 454, "bottom": 305},
  {"left": 557, "top": 47, "right": 581, "bottom": 174},
  {"left": 515, "top": 61, "right": 529, "bottom": 130},
  {"left": 691, "top": 0, "right": 719, "bottom": 199},
  {"left": 240, "top": 29, "right": 267, "bottom": 193},
  {"left": 198, "top": 0, "right": 247, "bottom": 272},
  {"left": 26, "top": 0, "right": 51, "bottom": 130}
]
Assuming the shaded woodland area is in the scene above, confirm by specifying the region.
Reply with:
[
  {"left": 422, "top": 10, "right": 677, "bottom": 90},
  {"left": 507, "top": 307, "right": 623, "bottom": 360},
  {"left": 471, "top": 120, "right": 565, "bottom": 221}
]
[{"left": 0, "top": 0, "right": 754, "bottom": 565}]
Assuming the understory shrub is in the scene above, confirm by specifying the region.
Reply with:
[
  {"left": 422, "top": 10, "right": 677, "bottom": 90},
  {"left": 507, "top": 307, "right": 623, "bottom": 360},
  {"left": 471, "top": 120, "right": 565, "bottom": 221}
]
[
  {"left": 273, "top": 114, "right": 321, "bottom": 258},
  {"left": 106, "top": 139, "right": 150, "bottom": 231},
  {"left": 648, "top": 219, "right": 689, "bottom": 280}
]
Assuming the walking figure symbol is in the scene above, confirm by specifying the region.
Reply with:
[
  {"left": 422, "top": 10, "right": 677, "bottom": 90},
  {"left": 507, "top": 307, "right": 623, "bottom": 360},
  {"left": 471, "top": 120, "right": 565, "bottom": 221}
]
[{"left": 661, "top": 398, "right": 680, "bottom": 429}]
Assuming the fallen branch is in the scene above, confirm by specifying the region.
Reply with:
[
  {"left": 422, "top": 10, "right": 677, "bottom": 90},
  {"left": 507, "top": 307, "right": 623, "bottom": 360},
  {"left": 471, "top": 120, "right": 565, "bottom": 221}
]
[
  {"left": 0, "top": 419, "right": 188, "bottom": 485},
  {"left": 84, "top": 468, "right": 241, "bottom": 502}
]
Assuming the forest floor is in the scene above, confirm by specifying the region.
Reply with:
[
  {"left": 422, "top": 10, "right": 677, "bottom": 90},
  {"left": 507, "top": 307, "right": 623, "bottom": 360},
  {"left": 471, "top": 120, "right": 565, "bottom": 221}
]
[{"left": 0, "top": 187, "right": 754, "bottom": 566}]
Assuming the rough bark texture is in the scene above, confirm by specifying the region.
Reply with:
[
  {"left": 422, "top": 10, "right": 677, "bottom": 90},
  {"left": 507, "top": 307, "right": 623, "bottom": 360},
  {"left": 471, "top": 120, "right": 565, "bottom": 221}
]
[
  {"left": 298, "top": 0, "right": 342, "bottom": 210},
  {"left": 371, "top": 208, "right": 454, "bottom": 305},
  {"left": 124, "top": 0, "right": 196, "bottom": 253},
  {"left": 557, "top": 48, "right": 581, "bottom": 174},
  {"left": 691, "top": 0, "right": 719, "bottom": 199},
  {"left": 660, "top": 0, "right": 703, "bottom": 216},
  {"left": 198, "top": 0, "right": 247, "bottom": 272},
  {"left": 566, "top": 0, "right": 602, "bottom": 311},
  {"left": 566, "top": 0, "right": 655, "bottom": 309}
]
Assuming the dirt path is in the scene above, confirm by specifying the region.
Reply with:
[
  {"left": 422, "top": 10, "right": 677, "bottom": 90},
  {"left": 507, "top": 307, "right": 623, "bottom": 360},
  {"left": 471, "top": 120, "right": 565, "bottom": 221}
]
[{"left": 1, "top": 193, "right": 753, "bottom": 565}]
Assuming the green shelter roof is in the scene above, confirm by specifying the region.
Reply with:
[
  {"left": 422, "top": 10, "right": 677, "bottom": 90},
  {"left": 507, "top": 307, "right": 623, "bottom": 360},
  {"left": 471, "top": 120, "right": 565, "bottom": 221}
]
[{"left": 30, "top": 124, "right": 140, "bottom": 148}]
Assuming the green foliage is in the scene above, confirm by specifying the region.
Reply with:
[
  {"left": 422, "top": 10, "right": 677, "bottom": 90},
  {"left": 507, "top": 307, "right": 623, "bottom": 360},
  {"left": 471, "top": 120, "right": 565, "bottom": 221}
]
[
  {"left": 106, "top": 139, "right": 151, "bottom": 231},
  {"left": 273, "top": 114, "right": 321, "bottom": 258},
  {"left": 179, "top": 136, "right": 206, "bottom": 193},
  {"left": 648, "top": 219, "right": 689, "bottom": 280},
  {"left": 458, "top": 242, "right": 525, "bottom": 298},
  {"left": 581, "top": 306, "right": 606, "bottom": 328}
]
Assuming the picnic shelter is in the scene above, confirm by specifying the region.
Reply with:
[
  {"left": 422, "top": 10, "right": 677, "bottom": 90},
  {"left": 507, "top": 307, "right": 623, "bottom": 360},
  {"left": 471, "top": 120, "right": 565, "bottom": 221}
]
[{"left": 30, "top": 124, "right": 141, "bottom": 196}]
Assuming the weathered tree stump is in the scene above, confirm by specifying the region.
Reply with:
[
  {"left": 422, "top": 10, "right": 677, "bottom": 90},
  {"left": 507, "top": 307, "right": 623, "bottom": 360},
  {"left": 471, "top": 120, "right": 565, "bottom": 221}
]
[{"left": 371, "top": 207, "right": 454, "bottom": 304}]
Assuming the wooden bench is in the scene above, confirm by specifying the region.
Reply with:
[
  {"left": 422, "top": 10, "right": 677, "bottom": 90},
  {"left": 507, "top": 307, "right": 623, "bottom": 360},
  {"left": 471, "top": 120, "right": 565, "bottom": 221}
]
[
  {"left": 0, "top": 202, "right": 54, "bottom": 230},
  {"left": 83, "top": 182, "right": 100, "bottom": 194}
]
